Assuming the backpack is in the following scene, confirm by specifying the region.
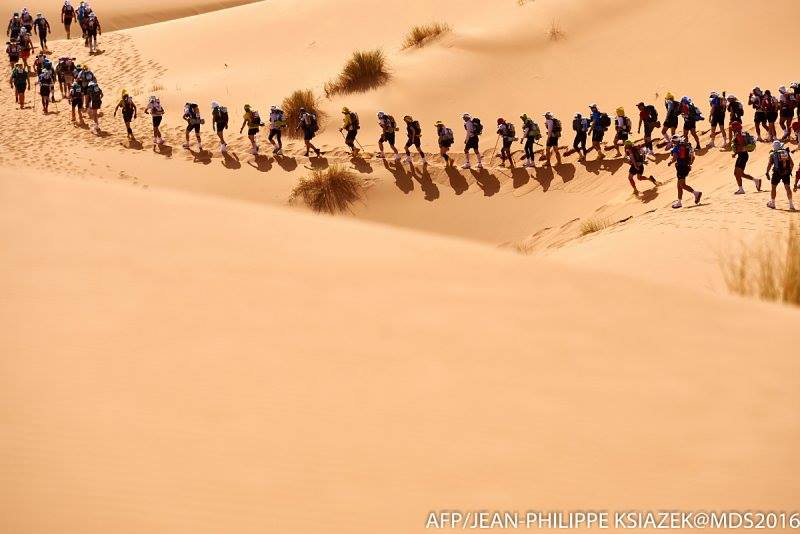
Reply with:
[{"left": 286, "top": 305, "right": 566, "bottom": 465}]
[
  {"left": 308, "top": 112, "right": 319, "bottom": 132},
  {"left": 785, "top": 93, "right": 797, "bottom": 109},
  {"left": 506, "top": 122, "right": 516, "bottom": 138},
  {"left": 730, "top": 100, "right": 743, "bottom": 117},
  {"left": 743, "top": 132, "right": 756, "bottom": 152},
  {"left": 762, "top": 97, "right": 777, "bottom": 113},
  {"left": 675, "top": 142, "right": 692, "bottom": 162},
  {"left": 63, "top": 5, "right": 74, "bottom": 16},
  {"left": 385, "top": 114, "right": 396, "bottom": 131},
  {"left": 551, "top": 118, "right": 562, "bottom": 138},
  {"left": 349, "top": 111, "right": 360, "bottom": 130},
  {"left": 629, "top": 147, "right": 644, "bottom": 165},
  {"left": 249, "top": 110, "right": 262, "bottom": 126},
  {"left": 600, "top": 113, "right": 611, "bottom": 129},
  {"left": 525, "top": 119, "right": 542, "bottom": 139},
  {"left": 645, "top": 104, "right": 659, "bottom": 123},
  {"left": 471, "top": 117, "right": 483, "bottom": 136},
  {"left": 440, "top": 127, "right": 454, "bottom": 143},
  {"left": 213, "top": 106, "right": 228, "bottom": 126},
  {"left": 12, "top": 68, "right": 26, "bottom": 83},
  {"left": 40, "top": 70, "right": 52, "bottom": 83},
  {"left": 122, "top": 95, "right": 134, "bottom": 111},
  {"left": 772, "top": 149, "right": 791, "bottom": 173},
  {"left": 691, "top": 105, "right": 704, "bottom": 122},
  {"left": 274, "top": 109, "right": 285, "bottom": 125},
  {"left": 409, "top": 120, "right": 421, "bottom": 136}
]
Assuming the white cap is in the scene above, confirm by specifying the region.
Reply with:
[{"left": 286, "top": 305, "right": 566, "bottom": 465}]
[
  {"left": 772, "top": 140, "right": 783, "bottom": 150},
  {"left": 211, "top": 101, "right": 219, "bottom": 108}
]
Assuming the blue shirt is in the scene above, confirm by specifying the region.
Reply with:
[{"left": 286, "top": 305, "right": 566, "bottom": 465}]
[{"left": 591, "top": 110, "right": 602, "bottom": 128}]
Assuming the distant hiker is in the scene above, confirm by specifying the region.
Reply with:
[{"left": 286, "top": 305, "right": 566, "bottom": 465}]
[
  {"left": 543, "top": 112, "right": 562, "bottom": 166},
  {"left": 680, "top": 96, "right": 702, "bottom": 150},
  {"left": 86, "top": 80, "right": 103, "bottom": 133},
  {"left": 239, "top": 104, "right": 262, "bottom": 155},
  {"left": 612, "top": 106, "right": 631, "bottom": 157},
  {"left": 56, "top": 56, "right": 75, "bottom": 99},
  {"left": 403, "top": 115, "right": 425, "bottom": 164},
  {"left": 623, "top": 140, "right": 658, "bottom": 196},
  {"left": 268, "top": 105, "right": 286, "bottom": 154},
  {"left": 6, "top": 38, "right": 20, "bottom": 68},
  {"left": 144, "top": 96, "right": 165, "bottom": 146},
  {"left": 662, "top": 93, "right": 680, "bottom": 146},
  {"left": 778, "top": 86, "right": 796, "bottom": 141},
  {"left": 636, "top": 101, "right": 659, "bottom": 157},
  {"left": 62, "top": 0, "right": 74, "bottom": 38},
  {"left": 183, "top": 102, "right": 203, "bottom": 151},
  {"left": 35, "top": 65, "right": 54, "bottom": 113},
  {"left": 376, "top": 111, "right": 400, "bottom": 160},
  {"left": 520, "top": 113, "right": 541, "bottom": 168},
  {"left": 435, "top": 120, "right": 454, "bottom": 165},
  {"left": 17, "top": 28, "right": 32, "bottom": 70},
  {"left": 728, "top": 121, "right": 761, "bottom": 194},
  {"left": 668, "top": 135, "right": 702, "bottom": 209},
  {"left": 69, "top": 81, "right": 83, "bottom": 122},
  {"left": 726, "top": 94, "right": 744, "bottom": 141},
  {"left": 707, "top": 91, "right": 727, "bottom": 148},
  {"left": 9, "top": 62, "right": 29, "bottom": 109},
  {"left": 20, "top": 8, "right": 33, "bottom": 33},
  {"left": 339, "top": 106, "right": 360, "bottom": 156},
  {"left": 76, "top": 1, "right": 86, "bottom": 38},
  {"left": 85, "top": 12, "right": 100, "bottom": 53},
  {"left": 113, "top": 89, "right": 137, "bottom": 140},
  {"left": 496, "top": 118, "right": 515, "bottom": 167},
  {"left": 462, "top": 113, "right": 483, "bottom": 169},
  {"left": 748, "top": 87, "right": 767, "bottom": 141},
  {"left": 211, "top": 101, "right": 229, "bottom": 152},
  {"left": 762, "top": 89, "right": 779, "bottom": 142},
  {"left": 572, "top": 112, "right": 589, "bottom": 160},
  {"left": 298, "top": 107, "right": 321, "bottom": 157},
  {"left": 765, "top": 141, "right": 795, "bottom": 210},
  {"left": 33, "top": 13, "right": 49, "bottom": 51},
  {"left": 588, "top": 104, "right": 609, "bottom": 159},
  {"left": 7, "top": 13, "right": 21, "bottom": 39},
  {"left": 76, "top": 65, "right": 95, "bottom": 107}
]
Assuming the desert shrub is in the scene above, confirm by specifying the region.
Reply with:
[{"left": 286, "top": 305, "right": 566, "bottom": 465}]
[
  {"left": 579, "top": 218, "right": 611, "bottom": 236},
  {"left": 723, "top": 223, "right": 800, "bottom": 306},
  {"left": 402, "top": 22, "right": 451, "bottom": 49},
  {"left": 282, "top": 89, "right": 325, "bottom": 139},
  {"left": 324, "top": 49, "right": 389, "bottom": 97},
  {"left": 289, "top": 165, "right": 364, "bottom": 214},
  {"left": 547, "top": 19, "right": 565, "bottom": 41}
]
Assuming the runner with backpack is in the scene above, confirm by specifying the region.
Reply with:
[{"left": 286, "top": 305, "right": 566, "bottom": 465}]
[
  {"left": 68, "top": 81, "right": 83, "bottom": 123},
  {"left": 680, "top": 97, "right": 702, "bottom": 150},
  {"left": 35, "top": 64, "right": 54, "bottom": 113},
  {"left": 401, "top": 115, "right": 425, "bottom": 164},
  {"left": 571, "top": 112, "right": 589, "bottom": 161},
  {"left": 588, "top": 104, "right": 609, "bottom": 160},
  {"left": 240, "top": 104, "right": 263, "bottom": 155},
  {"left": 462, "top": 113, "right": 483, "bottom": 169},
  {"left": 748, "top": 87, "right": 767, "bottom": 142},
  {"left": 376, "top": 111, "right": 400, "bottom": 160},
  {"left": 56, "top": 57, "right": 75, "bottom": 99},
  {"left": 268, "top": 105, "right": 286, "bottom": 155},
  {"left": 33, "top": 13, "right": 50, "bottom": 52},
  {"left": 85, "top": 12, "right": 100, "bottom": 53},
  {"left": 62, "top": 1, "right": 75, "bottom": 39},
  {"left": 339, "top": 107, "right": 361, "bottom": 156},
  {"left": 707, "top": 92, "right": 727, "bottom": 149},
  {"left": 729, "top": 122, "right": 761, "bottom": 194},
  {"left": 211, "top": 101, "right": 229, "bottom": 153},
  {"left": 7, "top": 13, "right": 21, "bottom": 39},
  {"left": 778, "top": 86, "right": 796, "bottom": 142},
  {"left": 76, "top": 1, "right": 86, "bottom": 40},
  {"left": 17, "top": 28, "right": 32, "bottom": 71},
  {"left": 6, "top": 38, "right": 20, "bottom": 68},
  {"left": 114, "top": 90, "right": 137, "bottom": 140},
  {"left": 496, "top": 118, "right": 515, "bottom": 167},
  {"left": 726, "top": 94, "right": 744, "bottom": 142},
  {"left": 298, "top": 107, "right": 321, "bottom": 158},
  {"left": 612, "top": 107, "right": 632, "bottom": 157},
  {"left": 9, "top": 62, "right": 29, "bottom": 109},
  {"left": 667, "top": 135, "right": 702, "bottom": 209},
  {"left": 623, "top": 140, "right": 658, "bottom": 196},
  {"left": 761, "top": 89, "right": 779, "bottom": 142},
  {"left": 144, "top": 96, "right": 166, "bottom": 147},
  {"left": 662, "top": 93, "right": 680, "bottom": 147},
  {"left": 183, "top": 102, "right": 203, "bottom": 151},
  {"left": 636, "top": 102, "right": 659, "bottom": 157},
  {"left": 543, "top": 112, "right": 562, "bottom": 166},
  {"left": 20, "top": 9, "right": 33, "bottom": 33},
  {"left": 765, "top": 141, "right": 795, "bottom": 210},
  {"left": 435, "top": 120, "right": 454, "bottom": 165},
  {"left": 86, "top": 80, "right": 103, "bottom": 133},
  {"left": 520, "top": 113, "right": 541, "bottom": 168}
]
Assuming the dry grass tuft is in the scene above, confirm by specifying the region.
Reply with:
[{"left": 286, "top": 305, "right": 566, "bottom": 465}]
[
  {"left": 722, "top": 223, "right": 800, "bottom": 306},
  {"left": 282, "top": 89, "right": 325, "bottom": 139},
  {"left": 547, "top": 19, "right": 565, "bottom": 41},
  {"left": 402, "top": 22, "right": 451, "bottom": 49},
  {"left": 324, "top": 49, "right": 389, "bottom": 98},
  {"left": 150, "top": 81, "right": 165, "bottom": 92},
  {"left": 580, "top": 218, "right": 611, "bottom": 236},
  {"left": 289, "top": 165, "right": 365, "bottom": 214}
]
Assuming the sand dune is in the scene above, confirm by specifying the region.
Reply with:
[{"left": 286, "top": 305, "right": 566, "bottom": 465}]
[{"left": 1, "top": 170, "right": 798, "bottom": 533}]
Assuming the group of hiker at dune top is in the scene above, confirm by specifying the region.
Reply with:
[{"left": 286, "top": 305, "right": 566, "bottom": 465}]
[{"left": 5, "top": 7, "right": 800, "bottom": 211}]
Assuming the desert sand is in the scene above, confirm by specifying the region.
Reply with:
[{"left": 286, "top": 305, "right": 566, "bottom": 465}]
[{"left": 1, "top": 0, "right": 799, "bottom": 531}]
